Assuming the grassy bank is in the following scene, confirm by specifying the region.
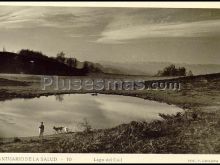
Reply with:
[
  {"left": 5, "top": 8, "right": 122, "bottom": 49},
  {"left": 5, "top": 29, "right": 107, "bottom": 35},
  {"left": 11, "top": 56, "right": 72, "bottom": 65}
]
[{"left": 0, "top": 73, "right": 220, "bottom": 153}]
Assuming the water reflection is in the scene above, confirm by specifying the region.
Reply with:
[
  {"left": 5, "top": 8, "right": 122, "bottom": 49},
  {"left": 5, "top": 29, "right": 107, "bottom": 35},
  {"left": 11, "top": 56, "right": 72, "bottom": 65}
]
[
  {"left": 55, "top": 95, "right": 64, "bottom": 102},
  {"left": 0, "top": 94, "right": 183, "bottom": 138}
]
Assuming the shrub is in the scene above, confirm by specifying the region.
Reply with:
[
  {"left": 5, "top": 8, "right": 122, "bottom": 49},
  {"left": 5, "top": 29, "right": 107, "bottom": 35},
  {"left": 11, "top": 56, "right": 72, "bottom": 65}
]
[
  {"left": 79, "top": 118, "right": 92, "bottom": 133},
  {"left": 14, "top": 137, "right": 21, "bottom": 143},
  {"left": 157, "top": 64, "right": 186, "bottom": 76}
]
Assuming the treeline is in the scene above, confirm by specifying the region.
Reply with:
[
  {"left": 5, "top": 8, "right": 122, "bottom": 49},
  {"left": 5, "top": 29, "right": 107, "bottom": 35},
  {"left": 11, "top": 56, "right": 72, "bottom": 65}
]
[
  {"left": 156, "top": 64, "right": 193, "bottom": 77},
  {"left": 0, "top": 49, "right": 103, "bottom": 76},
  {"left": 55, "top": 51, "right": 103, "bottom": 73}
]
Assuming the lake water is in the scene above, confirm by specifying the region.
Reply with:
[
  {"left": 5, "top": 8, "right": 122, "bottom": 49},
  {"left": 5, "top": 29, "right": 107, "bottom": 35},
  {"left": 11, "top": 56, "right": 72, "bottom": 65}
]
[{"left": 0, "top": 94, "right": 183, "bottom": 138}]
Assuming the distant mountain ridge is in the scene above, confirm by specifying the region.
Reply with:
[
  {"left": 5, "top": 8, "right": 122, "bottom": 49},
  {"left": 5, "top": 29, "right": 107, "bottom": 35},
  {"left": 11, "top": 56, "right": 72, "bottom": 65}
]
[
  {"left": 1, "top": 50, "right": 219, "bottom": 76},
  {"left": 99, "top": 61, "right": 220, "bottom": 76}
]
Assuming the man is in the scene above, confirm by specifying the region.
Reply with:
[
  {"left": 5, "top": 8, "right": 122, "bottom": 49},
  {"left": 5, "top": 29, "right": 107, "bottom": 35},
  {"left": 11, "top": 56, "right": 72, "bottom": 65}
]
[{"left": 39, "top": 122, "right": 44, "bottom": 138}]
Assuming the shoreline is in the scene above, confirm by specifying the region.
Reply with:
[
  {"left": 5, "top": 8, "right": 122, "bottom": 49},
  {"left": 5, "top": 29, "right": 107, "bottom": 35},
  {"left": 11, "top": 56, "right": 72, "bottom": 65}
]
[
  {"left": 0, "top": 92, "right": 186, "bottom": 139},
  {"left": 0, "top": 73, "right": 219, "bottom": 153}
]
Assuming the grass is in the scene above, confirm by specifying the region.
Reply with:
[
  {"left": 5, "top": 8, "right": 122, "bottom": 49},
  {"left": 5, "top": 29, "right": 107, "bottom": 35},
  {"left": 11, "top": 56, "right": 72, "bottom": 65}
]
[{"left": 0, "top": 73, "right": 219, "bottom": 153}]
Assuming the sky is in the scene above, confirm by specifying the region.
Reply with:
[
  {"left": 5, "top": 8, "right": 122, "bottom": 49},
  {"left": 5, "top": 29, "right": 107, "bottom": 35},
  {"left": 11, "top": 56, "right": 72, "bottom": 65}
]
[{"left": 0, "top": 6, "right": 220, "bottom": 64}]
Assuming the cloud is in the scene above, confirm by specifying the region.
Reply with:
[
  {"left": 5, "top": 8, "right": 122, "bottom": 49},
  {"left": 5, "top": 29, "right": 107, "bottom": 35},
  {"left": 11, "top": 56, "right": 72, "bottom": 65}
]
[
  {"left": 0, "top": 7, "right": 51, "bottom": 29},
  {"left": 69, "top": 34, "right": 84, "bottom": 38},
  {"left": 96, "top": 19, "right": 220, "bottom": 44},
  {"left": 1, "top": 6, "right": 220, "bottom": 45},
  {"left": 0, "top": 7, "right": 108, "bottom": 29}
]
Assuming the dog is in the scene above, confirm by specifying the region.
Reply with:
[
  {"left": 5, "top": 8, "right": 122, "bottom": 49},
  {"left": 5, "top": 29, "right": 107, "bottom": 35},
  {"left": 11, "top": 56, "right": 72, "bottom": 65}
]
[
  {"left": 53, "top": 126, "right": 64, "bottom": 134},
  {"left": 53, "top": 126, "right": 70, "bottom": 134}
]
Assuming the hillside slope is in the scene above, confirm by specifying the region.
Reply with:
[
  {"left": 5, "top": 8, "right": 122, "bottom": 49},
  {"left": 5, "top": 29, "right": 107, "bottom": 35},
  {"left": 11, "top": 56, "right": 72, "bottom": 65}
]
[
  {"left": 0, "top": 51, "right": 87, "bottom": 76},
  {"left": 0, "top": 73, "right": 220, "bottom": 153}
]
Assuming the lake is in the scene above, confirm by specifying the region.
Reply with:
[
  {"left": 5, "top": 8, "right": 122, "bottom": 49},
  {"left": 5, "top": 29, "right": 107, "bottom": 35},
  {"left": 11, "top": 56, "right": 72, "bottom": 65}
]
[{"left": 0, "top": 94, "right": 183, "bottom": 137}]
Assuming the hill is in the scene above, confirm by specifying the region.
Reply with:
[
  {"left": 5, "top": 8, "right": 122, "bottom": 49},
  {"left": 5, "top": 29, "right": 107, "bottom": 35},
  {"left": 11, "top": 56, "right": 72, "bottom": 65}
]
[
  {"left": 0, "top": 50, "right": 125, "bottom": 76},
  {"left": 100, "top": 61, "right": 220, "bottom": 76},
  {"left": 0, "top": 51, "right": 89, "bottom": 76}
]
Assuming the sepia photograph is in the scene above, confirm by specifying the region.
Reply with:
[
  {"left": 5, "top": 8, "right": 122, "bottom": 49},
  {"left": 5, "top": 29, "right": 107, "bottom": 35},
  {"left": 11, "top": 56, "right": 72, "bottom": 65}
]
[{"left": 0, "top": 1, "right": 220, "bottom": 163}]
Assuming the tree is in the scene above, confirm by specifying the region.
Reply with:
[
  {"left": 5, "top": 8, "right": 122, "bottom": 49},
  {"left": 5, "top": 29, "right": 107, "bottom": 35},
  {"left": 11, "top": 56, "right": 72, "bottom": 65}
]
[
  {"left": 56, "top": 51, "right": 65, "bottom": 63},
  {"left": 18, "top": 49, "right": 45, "bottom": 59},
  {"left": 79, "top": 118, "right": 92, "bottom": 133},
  {"left": 156, "top": 64, "right": 186, "bottom": 77},
  {"left": 66, "top": 58, "right": 77, "bottom": 68},
  {"left": 3, "top": 46, "right": 6, "bottom": 52},
  {"left": 178, "top": 67, "right": 186, "bottom": 76},
  {"left": 83, "top": 61, "right": 90, "bottom": 73},
  {"left": 187, "top": 70, "right": 193, "bottom": 76}
]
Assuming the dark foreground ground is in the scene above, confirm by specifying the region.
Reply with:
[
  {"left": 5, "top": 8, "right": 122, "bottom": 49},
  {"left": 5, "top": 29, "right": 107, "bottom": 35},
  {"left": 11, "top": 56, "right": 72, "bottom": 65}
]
[{"left": 0, "top": 73, "right": 220, "bottom": 153}]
